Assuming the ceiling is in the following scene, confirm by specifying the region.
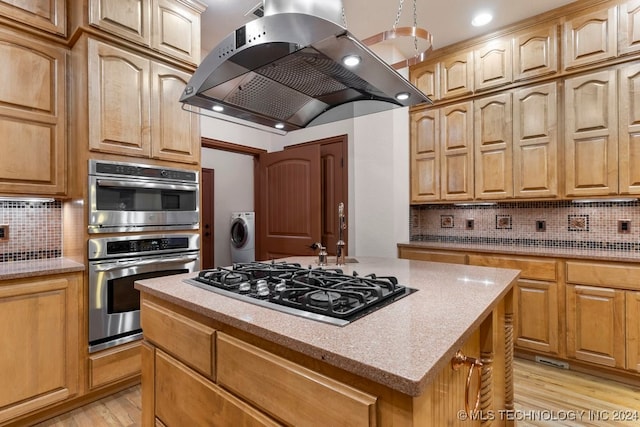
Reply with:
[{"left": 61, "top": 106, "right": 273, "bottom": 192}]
[{"left": 198, "top": 0, "right": 577, "bottom": 59}]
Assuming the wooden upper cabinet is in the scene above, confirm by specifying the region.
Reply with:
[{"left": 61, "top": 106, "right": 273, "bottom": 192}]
[
  {"left": 87, "top": 0, "right": 204, "bottom": 65},
  {"left": 151, "top": 62, "right": 200, "bottom": 164},
  {"left": 513, "top": 24, "right": 559, "bottom": 81},
  {"left": 440, "top": 101, "right": 473, "bottom": 201},
  {"left": 410, "top": 109, "right": 440, "bottom": 202},
  {"left": 564, "top": 69, "right": 618, "bottom": 197},
  {"left": 618, "top": 0, "right": 640, "bottom": 56},
  {"left": 474, "top": 37, "right": 512, "bottom": 91},
  {"left": 411, "top": 61, "right": 439, "bottom": 101},
  {"left": 152, "top": 0, "right": 203, "bottom": 65},
  {"left": 474, "top": 93, "right": 513, "bottom": 200},
  {"left": 563, "top": 5, "right": 617, "bottom": 70},
  {"left": 86, "top": 38, "right": 199, "bottom": 164},
  {"left": 513, "top": 82, "right": 558, "bottom": 198},
  {"left": 619, "top": 63, "right": 640, "bottom": 195},
  {"left": 440, "top": 51, "right": 474, "bottom": 99},
  {"left": 0, "top": 27, "right": 66, "bottom": 196},
  {"left": 0, "top": 0, "right": 66, "bottom": 35},
  {"left": 89, "top": 0, "right": 151, "bottom": 46},
  {"left": 88, "top": 39, "right": 151, "bottom": 158}
]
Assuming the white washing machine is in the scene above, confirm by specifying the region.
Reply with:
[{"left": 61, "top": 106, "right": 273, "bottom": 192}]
[{"left": 230, "top": 212, "right": 255, "bottom": 263}]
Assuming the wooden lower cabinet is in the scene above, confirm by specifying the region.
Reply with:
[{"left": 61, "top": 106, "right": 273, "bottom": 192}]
[
  {"left": 89, "top": 341, "right": 142, "bottom": 390},
  {"left": 141, "top": 294, "right": 513, "bottom": 427},
  {"left": 566, "top": 285, "right": 625, "bottom": 368},
  {"left": 627, "top": 291, "right": 640, "bottom": 372},
  {"left": 398, "top": 246, "right": 467, "bottom": 264},
  {"left": 216, "top": 333, "right": 377, "bottom": 427},
  {"left": 155, "top": 349, "right": 280, "bottom": 427},
  {"left": 0, "top": 273, "right": 80, "bottom": 424},
  {"left": 467, "top": 255, "right": 560, "bottom": 356},
  {"left": 514, "top": 279, "right": 559, "bottom": 354}
]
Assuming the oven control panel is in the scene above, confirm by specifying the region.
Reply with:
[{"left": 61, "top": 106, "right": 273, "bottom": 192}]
[
  {"left": 88, "top": 233, "right": 200, "bottom": 260},
  {"left": 106, "top": 238, "right": 187, "bottom": 254}
]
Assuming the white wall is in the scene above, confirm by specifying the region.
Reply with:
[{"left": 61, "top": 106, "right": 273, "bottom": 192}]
[
  {"left": 200, "top": 105, "right": 411, "bottom": 262},
  {"left": 351, "top": 108, "right": 410, "bottom": 257}
]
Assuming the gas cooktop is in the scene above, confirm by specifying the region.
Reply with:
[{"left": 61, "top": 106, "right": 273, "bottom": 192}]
[{"left": 184, "top": 261, "right": 416, "bottom": 326}]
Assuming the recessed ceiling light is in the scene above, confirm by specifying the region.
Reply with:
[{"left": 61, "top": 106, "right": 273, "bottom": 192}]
[
  {"left": 213, "top": 105, "right": 224, "bottom": 112},
  {"left": 275, "top": 123, "right": 285, "bottom": 129},
  {"left": 471, "top": 12, "right": 493, "bottom": 27},
  {"left": 396, "top": 92, "right": 410, "bottom": 101},
  {"left": 342, "top": 55, "right": 361, "bottom": 67}
]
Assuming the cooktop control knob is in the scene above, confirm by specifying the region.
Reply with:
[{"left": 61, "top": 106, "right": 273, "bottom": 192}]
[
  {"left": 239, "top": 282, "right": 251, "bottom": 293},
  {"left": 256, "top": 279, "right": 269, "bottom": 297}
]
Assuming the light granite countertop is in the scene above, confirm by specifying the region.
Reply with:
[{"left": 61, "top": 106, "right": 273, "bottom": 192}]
[
  {"left": 398, "top": 241, "right": 640, "bottom": 263},
  {"left": 0, "top": 257, "right": 85, "bottom": 281},
  {"left": 134, "top": 256, "right": 519, "bottom": 396}
]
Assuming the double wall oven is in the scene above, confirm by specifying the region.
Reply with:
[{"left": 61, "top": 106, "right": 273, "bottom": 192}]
[{"left": 87, "top": 160, "right": 201, "bottom": 353}]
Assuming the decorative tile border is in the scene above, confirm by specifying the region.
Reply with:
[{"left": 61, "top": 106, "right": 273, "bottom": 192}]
[
  {"left": 0, "top": 249, "right": 62, "bottom": 262},
  {"left": 496, "top": 215, "right": 512, "bottom": 229},
  {"left": 440, "top": 215, "right": 454, "bottom": 228},
  {"left": 409, "top": 200, "right": 640, "bottom": 253},
  {"left": 568, "top": 214, "right": 589, "bottom": 231},
  {"left": 411, "top": 234, "right": 640, "bottom": 252}
]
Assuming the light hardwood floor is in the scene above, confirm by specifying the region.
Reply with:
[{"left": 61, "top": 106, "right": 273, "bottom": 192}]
[{"left": 33, "top": 359, "right": 640, "bottom": 426}]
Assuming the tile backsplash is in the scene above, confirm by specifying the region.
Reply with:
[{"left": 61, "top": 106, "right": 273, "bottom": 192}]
[
  {"left": 0, "top": 201, "right": 62, "bottom": 262},
  {"left": 410, "top": 200, "right": 640, "bottom": 252}
]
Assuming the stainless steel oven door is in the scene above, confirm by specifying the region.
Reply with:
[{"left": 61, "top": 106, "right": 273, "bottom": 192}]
[
  {"left": 88, "top": 175, "right": 200, "bottom": 233},
  {"left": 88, "top": 251, "right": 200, "bottom": 352}
]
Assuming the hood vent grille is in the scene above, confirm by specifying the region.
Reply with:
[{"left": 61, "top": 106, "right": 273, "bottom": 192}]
[
  {"left": 225, "top": 74, "right": 311, "bottom": 120},
  {"left": 258, "top": 50, "right": 365, "bottom": 96}
]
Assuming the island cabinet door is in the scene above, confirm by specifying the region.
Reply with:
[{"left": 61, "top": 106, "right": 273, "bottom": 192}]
[
  {"left": 154, "top": 349, "right": 281, "bottom": 427},
  {"left": 216, "top": 333, "right": 378, "bottom": 427}
]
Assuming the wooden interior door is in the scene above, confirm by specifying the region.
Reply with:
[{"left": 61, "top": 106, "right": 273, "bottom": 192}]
[
  {"left": 201, "top": 168, "right": 214, "bottom": 269},
  {"left": 258, "top": 145, "right": 321, "bottom": 260}
]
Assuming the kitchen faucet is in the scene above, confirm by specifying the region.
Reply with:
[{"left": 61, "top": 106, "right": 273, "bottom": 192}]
[{"left": 336, "top": 202, "right": 346, "bottom": 265}]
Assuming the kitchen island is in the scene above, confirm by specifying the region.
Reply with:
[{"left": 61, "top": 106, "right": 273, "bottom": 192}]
[{"left": 135, "top": 256, "right": 519, "bottom": 426}]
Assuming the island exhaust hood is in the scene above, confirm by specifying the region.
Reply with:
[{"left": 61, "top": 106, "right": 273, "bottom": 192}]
[{"left": 180, "top": 0, "right": 431, "bottom": 133}]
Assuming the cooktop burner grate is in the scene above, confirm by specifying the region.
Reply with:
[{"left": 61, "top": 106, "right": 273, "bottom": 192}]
[{"left": 185, "top": 261, "right": 416, "bottom": 326}]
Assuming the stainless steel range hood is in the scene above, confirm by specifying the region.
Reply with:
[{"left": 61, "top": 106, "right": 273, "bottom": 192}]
[{"left": 181, "top": 0, "right": 431, "bottom": 133}]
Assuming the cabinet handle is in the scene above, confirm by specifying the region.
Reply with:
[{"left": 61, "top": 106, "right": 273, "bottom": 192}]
[{"left": 451, "top": 350, "right": 483, "bottom": 417}]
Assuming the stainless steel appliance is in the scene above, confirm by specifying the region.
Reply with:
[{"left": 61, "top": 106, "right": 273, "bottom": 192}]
[
  {"left": 180, "top": 0, "right": 431, "bottom": 132},
  {"left": 88, "top": 159, "right": 199, "bottom": 234},
  {"left": 185, "top": 261, "right": 416, "bottom": 326},
  {"left": 88, "top": 233, "right": 200, "bottom": 352}
]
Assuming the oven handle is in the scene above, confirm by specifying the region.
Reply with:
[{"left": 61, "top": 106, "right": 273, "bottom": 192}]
[
  {"left": 96, "top": 179, "right": 198, "bottom": 192},
  {"left": 93, "top": 255, "right": 199, "bottom": 272}
]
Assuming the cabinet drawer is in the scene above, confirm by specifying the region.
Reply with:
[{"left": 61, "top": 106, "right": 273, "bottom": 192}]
[
  {"left": 468, "top": 255, "right": 556, "bottom": 281},
  {"left": 217, "top": 333, "right": 377, "bottom": 427},
  {"left": 398, "top": 247, "right": 467, "bottom": 264},
  {"left": 566, "top": 262, "right": 640, "bottom": 290},
  {"left": 155, "top": 350, "right": 280, "bottom": 427},
  {"left": 89, "top": 341, "right": 141, "bottom": 389},
  {"left": 141, "top": 299, "right": 215, "bottom": 378}
]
